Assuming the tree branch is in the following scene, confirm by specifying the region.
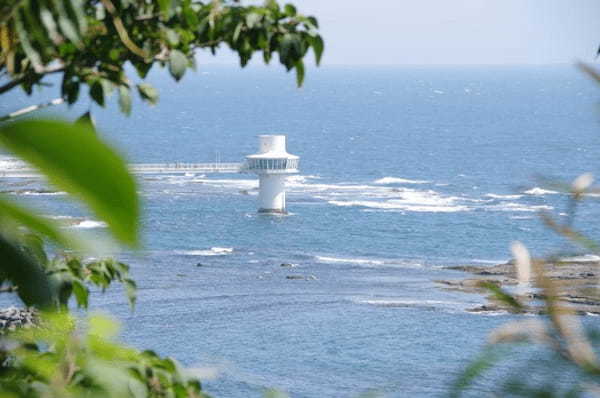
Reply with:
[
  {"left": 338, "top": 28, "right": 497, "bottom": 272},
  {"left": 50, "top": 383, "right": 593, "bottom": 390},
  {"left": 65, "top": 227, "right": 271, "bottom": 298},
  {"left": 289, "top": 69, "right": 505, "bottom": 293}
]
[
  {"left": 0, "top": 98, "right": 64, "bottom": 122},
  {"left": 100, "top": 0, "right": 149, "bottom": 59},
  {"left": 0, "top": 65, "right": 65, "bottom": 95}
]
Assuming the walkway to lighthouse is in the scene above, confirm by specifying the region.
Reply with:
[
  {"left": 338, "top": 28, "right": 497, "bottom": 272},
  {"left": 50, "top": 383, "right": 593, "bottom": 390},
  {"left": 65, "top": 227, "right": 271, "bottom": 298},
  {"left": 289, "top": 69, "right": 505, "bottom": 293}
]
[
  {"left": 129, "top": 162, "right": 245, "bottom": 174},
  {"left": 0, "top": 162, "right": 245, "bottom": 177},
  {"left": 0, "top": 159, "right": 301, "bottom": 177}
]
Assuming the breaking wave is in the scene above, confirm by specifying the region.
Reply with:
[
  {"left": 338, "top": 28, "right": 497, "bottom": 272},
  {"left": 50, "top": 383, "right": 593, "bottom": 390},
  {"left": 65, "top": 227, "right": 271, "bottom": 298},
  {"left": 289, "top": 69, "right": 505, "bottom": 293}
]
[
  {"left": 328, "top": 200, "right": 469, "bottom": 212},
  {"left": 524, "top": 187, "right": 559, "bottom": 195},
  {"left": 316, "top": 256, "right": 385, "bottom": 265},
  {"left": 560, "top": 254, "right": 600, "bottom": 263},
  {"left": 144, "top": 173, "right": 564, "bottom": 216},
  {"left": 484, "top": 193, "right": 523, "bottom": 200},
  {"left": 315, "top": 255, "right": 423, "bottom": 269},
  {"left": 175, "top": 247, "right": 234, "bottom": 256},
  {"left": 46, "top": 215, "right": 107, "bottom": 229},
  {"left": 2, "top": 189, "right": 66, "bottom": 196},
  {"left": 72, "top": 220, "right": 108, "bottom": 229},
  {"left": 373, "top": 177, "right": 430, "bottom": 185},
  {"left": 486, "top": 203, "right": 553, "bottom": 212}
]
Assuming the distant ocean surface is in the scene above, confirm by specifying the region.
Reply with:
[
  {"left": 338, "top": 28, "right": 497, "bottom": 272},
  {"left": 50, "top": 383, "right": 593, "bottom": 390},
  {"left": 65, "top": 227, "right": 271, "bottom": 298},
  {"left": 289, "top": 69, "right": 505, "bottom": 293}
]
[{"left": 2, "top": 65, "right": 600, "bottom": 396}]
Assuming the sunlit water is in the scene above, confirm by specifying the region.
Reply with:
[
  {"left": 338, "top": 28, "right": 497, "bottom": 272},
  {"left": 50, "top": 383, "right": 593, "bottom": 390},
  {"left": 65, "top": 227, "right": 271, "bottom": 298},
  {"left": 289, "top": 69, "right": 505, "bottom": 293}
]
[{"left": 2, "top": 65, "right": 600, "bottom": 396}]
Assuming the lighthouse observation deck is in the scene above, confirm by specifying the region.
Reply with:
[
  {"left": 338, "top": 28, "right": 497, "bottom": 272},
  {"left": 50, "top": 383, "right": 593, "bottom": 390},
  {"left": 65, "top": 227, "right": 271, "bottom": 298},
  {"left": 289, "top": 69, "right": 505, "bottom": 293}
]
[{"left": 245, "top": 158, "right": 299, "bottom": 173}]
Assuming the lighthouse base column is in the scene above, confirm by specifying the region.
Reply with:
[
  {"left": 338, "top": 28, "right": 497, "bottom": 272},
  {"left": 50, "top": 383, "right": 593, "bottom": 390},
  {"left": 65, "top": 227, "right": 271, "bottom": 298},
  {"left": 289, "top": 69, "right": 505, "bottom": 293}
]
[{"left": 258, "top": 174, "right": 286, "bottom": 213}]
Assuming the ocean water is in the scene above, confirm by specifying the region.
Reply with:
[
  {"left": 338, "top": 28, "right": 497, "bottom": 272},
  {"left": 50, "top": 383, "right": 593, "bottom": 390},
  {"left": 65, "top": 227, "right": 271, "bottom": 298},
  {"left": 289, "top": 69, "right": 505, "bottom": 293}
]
[{"left": 2, "top": 65, "right": 600, "bottom": 396}]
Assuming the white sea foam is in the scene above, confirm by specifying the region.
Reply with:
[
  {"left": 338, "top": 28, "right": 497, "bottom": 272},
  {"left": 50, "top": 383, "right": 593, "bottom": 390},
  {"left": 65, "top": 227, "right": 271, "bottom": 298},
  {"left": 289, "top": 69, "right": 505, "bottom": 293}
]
[
  {"left": 487, "top": 203, "right": 553, "bottom": 212},
  {"left": 373, "top": 177, "right": 430, "bottom": 185},
  {"left": 46, "top": 215, "right": 107, "bottom": 229},
  {"left": 484, "top": 193, "right": 523, "bottom": 200},
  {"left": 560, "top": 254, "right": 600, "bottom": 263},
  {"left": 328, "top": 199, "right": 469, "bottom": 213},
  {"left": 72, "top": 220, "right": 108, "bottom": 229},
  {"left": 316, "top": 256, "right": 385, "bottom": 265},
  {"left": 0, "top": 156, "right": 27, "bottom": 170},
  {"left": 471, "top": 259, "right": 508, "bottom": 265},
  {"left": 524, "top": 187, "right": 559, "bottom": 195},
  {"left": 176, "top": 247, "right": 234, "bottom": 256},
  {"left": 17, "top": 190, "right": 66, "bottom": 196},
  {"left": 286, "top": 175, "right": 321, "bottom": 184},
  {"left": 470, "top": 310, "right": 509, "bottom": 317},
  {"left": 315, "top": 255, "right": 423, "bottom": 269}
]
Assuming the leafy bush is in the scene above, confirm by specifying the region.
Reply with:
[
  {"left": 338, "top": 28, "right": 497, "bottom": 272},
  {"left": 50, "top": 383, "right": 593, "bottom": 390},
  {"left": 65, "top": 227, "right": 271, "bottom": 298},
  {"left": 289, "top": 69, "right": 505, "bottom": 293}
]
[{"left": 0, "top": 1, "right": 321, "bottom": 396}]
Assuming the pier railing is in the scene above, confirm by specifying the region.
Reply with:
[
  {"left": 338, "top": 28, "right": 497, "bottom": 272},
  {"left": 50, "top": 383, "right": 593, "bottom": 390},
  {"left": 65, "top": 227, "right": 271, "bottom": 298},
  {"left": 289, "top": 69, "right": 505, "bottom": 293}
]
[
  {"left": 129, "top": 163, "right": 244, "bottom": 174},
  {"left": 0, "top": 162, "right": 246, "bottom": 177}
]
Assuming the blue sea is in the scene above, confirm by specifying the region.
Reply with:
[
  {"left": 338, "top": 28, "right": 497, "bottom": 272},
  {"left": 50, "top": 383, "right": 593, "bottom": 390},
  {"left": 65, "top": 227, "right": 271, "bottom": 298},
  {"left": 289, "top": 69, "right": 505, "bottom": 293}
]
[{"left": 2, "top": 65, "right": 600, "bottom": 396}]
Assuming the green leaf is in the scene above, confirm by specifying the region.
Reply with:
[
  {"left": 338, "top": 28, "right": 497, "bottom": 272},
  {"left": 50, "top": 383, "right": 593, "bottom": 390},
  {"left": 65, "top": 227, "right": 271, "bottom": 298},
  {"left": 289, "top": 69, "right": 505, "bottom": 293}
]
[
  {"left": 89, "top": 315, "right": 119, "bottom": 339},
  {"left": 279, "top": 34, "right": 293, "bottom": 63},
  {"left": 233, "top": 21, "right": 243, "bottom": 43},
  {"left": 0, "top": 196, "right": 81, "bottom": 249},
  {"left": 62, "top": 79, "right": 80, "bottom": 105},
  {"left": 52, "top": 0, "right": 82, "bottom": 47},
  {"left": 307, "top": 16, "right": 319, "bottom": 29},
  {"left": 90, "top": 80, "right": 105, "bottom": 107},
  {"left": 137, "top": 83, "right": 159, "bottom": 105},
  {"left": 39, "top": 6, "right": 61, "bottom": 43},
  {"left": 295, "top": 59, "right": 304, "bottom": 87},
  {"left": 0, "top": 120, "right": 139, "bottom": 246},
  {"left": 118, "top": 86, "right": 132, "bottom": 116},
  {"left": 21, "top": 233, "right": 48, "bottom": 266},
  {"left": 479, "top": 281, "right": 523, "bottom": 311},
  {"left": 134, "top": 62, "right": 153, "bottom": 79},
  {"left": 264, "top": 389, "right": 289, "bottom": 398},
  {"left": 157, "top": 0, "right": 174, "bottom": 20},
  {"left": 168, "top": 50, "right": 188, "bottom": 81},
  {"left": 72, "top": 278, "right": 89, "bottom": 308},
  {"left": 284, "top": 4, "right": 296, "bottom": 16},
  {"left": 246, "top": 12, "right": 261, "bottom": 28},
  {"left": 76, "top": 111, "right": 96, "bottom": 130},
  {"left": 124, "top": 278, "right": 137, "bottom": 308},
  {"left": 449, "top": 348, "right": 504, "bottom": 398},
  {"left": 0, "top": 234, "right": 54, "bottom": 309},
  {"left": 311, "top": 35, "right": 324, "bottom": 65},
  {"left": 14, "top": 11, "right": 44, "bottom": 73},
  {"left": 66, "top": 0, "right": 88, "bottom": 34},
  {"left": 165, "top": 28, "right": 179, "bottom": 46}
]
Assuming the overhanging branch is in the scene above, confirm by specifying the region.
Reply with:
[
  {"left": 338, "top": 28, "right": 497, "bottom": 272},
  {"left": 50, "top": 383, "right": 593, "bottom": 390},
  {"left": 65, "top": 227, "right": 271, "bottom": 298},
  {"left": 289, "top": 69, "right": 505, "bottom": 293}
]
[{"left": 0, "top": 65, "right": 66, "bottom": 95}]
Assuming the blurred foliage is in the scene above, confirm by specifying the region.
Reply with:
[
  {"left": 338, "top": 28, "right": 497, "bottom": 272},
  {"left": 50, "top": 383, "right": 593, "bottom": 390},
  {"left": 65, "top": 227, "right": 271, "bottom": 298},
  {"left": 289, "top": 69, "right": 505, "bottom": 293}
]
[
  {"left": 451, "top": 66, "right": 600, "bottom": 396},
  {"left": 0, "top": 0, "right": 322, "bottom": 396},
  {"left": 0, "top": 312, "right": 209, "bottom": 397},
  {"left": 0, "top": 0, "right": 323, "bottom": 114},
  {"left": 0, "top": 119, "right": 139, "bottom": 246}
]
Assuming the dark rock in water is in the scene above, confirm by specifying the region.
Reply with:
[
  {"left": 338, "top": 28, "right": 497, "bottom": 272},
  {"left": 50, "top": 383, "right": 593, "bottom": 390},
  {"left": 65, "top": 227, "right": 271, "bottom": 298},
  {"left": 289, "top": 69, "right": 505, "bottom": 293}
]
[
  {"left": 280, "top": 263, "right": 297, "bottom": 268},
  {"left": 239, "top": 189, "right": 250, "bottom": 195},
  {"left": 196, "top": 263, "right": 204, "bottom": 267}
]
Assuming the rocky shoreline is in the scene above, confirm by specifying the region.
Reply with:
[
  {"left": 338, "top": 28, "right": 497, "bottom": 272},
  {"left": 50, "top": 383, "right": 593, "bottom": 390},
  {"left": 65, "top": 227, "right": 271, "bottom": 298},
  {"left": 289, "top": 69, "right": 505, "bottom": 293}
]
[
  {"left": 437, "top": 260, "right": 600, "bottom": 315},
  {"left": 0, "top": 307, "right": 37, "bottom": 333}
]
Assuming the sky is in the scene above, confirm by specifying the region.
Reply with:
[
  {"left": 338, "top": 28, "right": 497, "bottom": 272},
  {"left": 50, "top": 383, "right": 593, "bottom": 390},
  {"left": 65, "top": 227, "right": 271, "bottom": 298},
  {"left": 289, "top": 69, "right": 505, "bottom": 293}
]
[{"left": 201, "top": 0, "right": 600, "bottom": 66}]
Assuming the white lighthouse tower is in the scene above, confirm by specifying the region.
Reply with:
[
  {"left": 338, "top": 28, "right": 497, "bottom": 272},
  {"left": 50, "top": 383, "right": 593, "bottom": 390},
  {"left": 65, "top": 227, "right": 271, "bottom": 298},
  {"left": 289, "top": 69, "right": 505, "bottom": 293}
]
[{"left": 246, "top": 135, "right": 299, "bottom": 213}]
